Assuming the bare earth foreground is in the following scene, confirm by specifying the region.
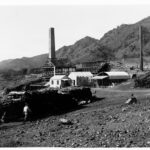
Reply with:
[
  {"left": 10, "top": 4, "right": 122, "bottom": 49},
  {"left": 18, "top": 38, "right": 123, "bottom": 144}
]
[{"left": 1, "top": 88, "right": 150, "bottom": 147}]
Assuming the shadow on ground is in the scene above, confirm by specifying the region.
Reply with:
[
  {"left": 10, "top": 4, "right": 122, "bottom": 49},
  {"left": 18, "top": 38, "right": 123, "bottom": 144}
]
[{"left": 1, "top": 96, "right": 105, "bottom": 123}]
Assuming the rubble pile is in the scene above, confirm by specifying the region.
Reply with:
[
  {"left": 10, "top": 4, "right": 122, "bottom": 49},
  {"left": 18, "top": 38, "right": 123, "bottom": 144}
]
[
  {"left": 59, "top": 87, "right": 92, "bottom": 102},
  {"left": 25, "top": 89, "right": 78, "bottom": 117},
  {"left": 0, "top": 95, "right": 25, "bottom": 122},
  {"left": 134, "top": 72, "right": 150, "bottom": 88},
  {"left": 0, "top": 86, "right": 93, "bottom": 122}
]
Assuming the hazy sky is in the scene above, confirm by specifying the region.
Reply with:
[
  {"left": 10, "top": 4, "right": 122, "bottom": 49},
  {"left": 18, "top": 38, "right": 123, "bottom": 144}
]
[{"left": 1, "top": 4, "right": 150, "bottom": 61}]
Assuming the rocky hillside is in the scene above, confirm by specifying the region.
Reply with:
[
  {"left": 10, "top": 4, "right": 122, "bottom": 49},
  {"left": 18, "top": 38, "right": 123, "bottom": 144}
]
[
  {"left": 1, "top": 16, "right": 150, "bottom": 71},
  {"left": 99, "top": 17, "right": 150, "bottom": 59},
  {"left": 0, "top": 54, "right": 48, "bottom": 71},
  {"left": 56, "top": 36, "right": 114, "bottom": 63},
  {"left": 0, "top": 37, "right": 114, "bottom": 72},
  {"left": 56, "top": 16, "right": 150, "bottom": 62}
]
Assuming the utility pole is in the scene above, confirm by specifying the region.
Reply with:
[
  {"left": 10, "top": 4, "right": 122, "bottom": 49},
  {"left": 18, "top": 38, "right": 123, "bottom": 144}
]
[{"left": 139, "top": 25, "right": 143, "bottom": 71}]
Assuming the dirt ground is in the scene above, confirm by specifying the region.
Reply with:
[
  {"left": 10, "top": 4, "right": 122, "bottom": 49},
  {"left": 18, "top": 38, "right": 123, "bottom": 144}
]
[{"left": 1, "top": 88, "right": 150, "bottom": 147}]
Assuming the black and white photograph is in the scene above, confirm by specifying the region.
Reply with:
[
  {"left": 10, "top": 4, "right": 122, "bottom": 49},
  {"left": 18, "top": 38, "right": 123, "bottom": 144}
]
[{"left": 1, "top": 0, "right": 150, "bottom": 147}]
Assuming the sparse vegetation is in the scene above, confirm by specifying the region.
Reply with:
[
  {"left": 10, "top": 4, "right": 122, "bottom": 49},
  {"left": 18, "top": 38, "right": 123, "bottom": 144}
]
[{"left": 1, "top": 16, "right": 150, "bottom": 72}]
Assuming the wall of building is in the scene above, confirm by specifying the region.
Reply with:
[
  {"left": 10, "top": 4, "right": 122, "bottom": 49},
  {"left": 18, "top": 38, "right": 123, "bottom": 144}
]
[{"left": 50, "top": 79, "right": 61, "bottom": 88}]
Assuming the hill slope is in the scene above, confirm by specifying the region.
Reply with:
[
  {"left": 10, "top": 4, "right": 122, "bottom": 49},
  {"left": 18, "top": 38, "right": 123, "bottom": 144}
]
[
  {"left": 1, "top": 16, "right": 150, "bottom": 71},
  {"left": 0, "top": 54, "right": 48, "bottom": 71},
  {"left": 99, "top": 16, "right": 150, "bottom": 59},
  {"left": 56, "top": 36, "right": 114, "bottom": 63}
]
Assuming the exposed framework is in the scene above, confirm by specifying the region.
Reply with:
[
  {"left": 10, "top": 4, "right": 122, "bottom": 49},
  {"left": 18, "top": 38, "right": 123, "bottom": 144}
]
[
  {"left": 76, "top": 60, "right": 107, "bottom": 74},
  {"left": 42, "top": 59, "right": 56, "bottom": 80}
]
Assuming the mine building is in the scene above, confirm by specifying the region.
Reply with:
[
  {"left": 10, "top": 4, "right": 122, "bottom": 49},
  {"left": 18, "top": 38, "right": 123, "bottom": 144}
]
[
  {"left": 92, "top": 71, "right": 130, "bottom": 87},
  {"left": 76, "top": 61, "right": 107, "bottom": 74},
  {"left": 68, "top": 72, "right": 93, "bottom": 86},
  {"left": 45, "top": 75, "right": 72, "bottom": 88},
  {"left": 42, "top": 27, "right": 112, "bottom": 86},
  {"left": 42, "top": 28, "right": 76, "bottom": 81}
]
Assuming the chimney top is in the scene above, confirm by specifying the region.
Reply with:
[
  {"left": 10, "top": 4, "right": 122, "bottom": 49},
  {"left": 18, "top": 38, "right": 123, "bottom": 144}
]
[{"left": 49, "top": 27, "right": 56, "bottom": 62}]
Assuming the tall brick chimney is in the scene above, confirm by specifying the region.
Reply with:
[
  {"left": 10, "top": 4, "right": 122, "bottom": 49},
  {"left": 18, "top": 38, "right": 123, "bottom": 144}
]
[
  {"left": 139, "top": 25, "right": 143, "bottom": 71},
  {"left": 49, "top": 27, "right": 56, "bottom": 63}
]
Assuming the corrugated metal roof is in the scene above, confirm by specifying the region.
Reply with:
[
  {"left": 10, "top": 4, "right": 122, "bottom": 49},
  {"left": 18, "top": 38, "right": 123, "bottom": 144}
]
[
  {"left": 105, "top": 71, "right": 129, "bottom": 76},
  {"left": 50, "top": 75, "right": 67, "bottom": 80},
  {"left": 69, "top": 72, "right": 93, "bottom": 79},
  {"left": 99, "top": 71, "right": 130, "bottom": 80},
  {"left": 92, "top": 76, "right": 108, "bottom": 80}
]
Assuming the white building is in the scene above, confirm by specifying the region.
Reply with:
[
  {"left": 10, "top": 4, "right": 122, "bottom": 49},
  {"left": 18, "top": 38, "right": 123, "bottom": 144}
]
[
  {"left": 45, "top": 75, "right": 71, "bottom": 88},
  {"left": 68, "top": 72, "right": 93, "bottom": 86}
]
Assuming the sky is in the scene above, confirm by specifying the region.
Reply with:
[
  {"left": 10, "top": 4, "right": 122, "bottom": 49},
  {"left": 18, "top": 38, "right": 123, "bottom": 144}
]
[{"left": 1, "top": 1, "right": 150, "bottom": 61}]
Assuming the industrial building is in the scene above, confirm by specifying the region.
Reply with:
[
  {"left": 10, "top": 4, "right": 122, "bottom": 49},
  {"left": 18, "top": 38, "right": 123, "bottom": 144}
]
[
  {"left": 42, "top": 28, "right": 76, "bottom": 81},
  {"left": 76, "top": 61, "right": 107, "bottom": 74},
  {"left": 92, "top": 71, "right": 130, "bottom": 87},
  {"left": 45, "top": 71, "right": 93, "bottom": 88},
  {"left": 68, "top": 72, "right": 93, "bottom": 86},
  {"left": 42, "top": 28, "right": 132, "bottom": 89},
  {"left": 45, "top": 75, "right": 71, "bottom": 88},
  {"left": 42, "top": 28, "right": 109, "bottom": 82}
]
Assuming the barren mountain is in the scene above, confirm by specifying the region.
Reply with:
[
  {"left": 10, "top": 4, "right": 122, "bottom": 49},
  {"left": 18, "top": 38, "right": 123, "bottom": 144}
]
[{"left": 1, "top": 16, "right": 150, "bottom": 72}]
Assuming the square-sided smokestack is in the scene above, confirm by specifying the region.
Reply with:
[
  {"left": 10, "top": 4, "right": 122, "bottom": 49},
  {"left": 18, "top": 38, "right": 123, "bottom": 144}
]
[
  {"left": 139, "top": 25, "right": 143, "bottom": 71},
  {"left": 49, "top": 27, "right": 56, "bottom": 62}
]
